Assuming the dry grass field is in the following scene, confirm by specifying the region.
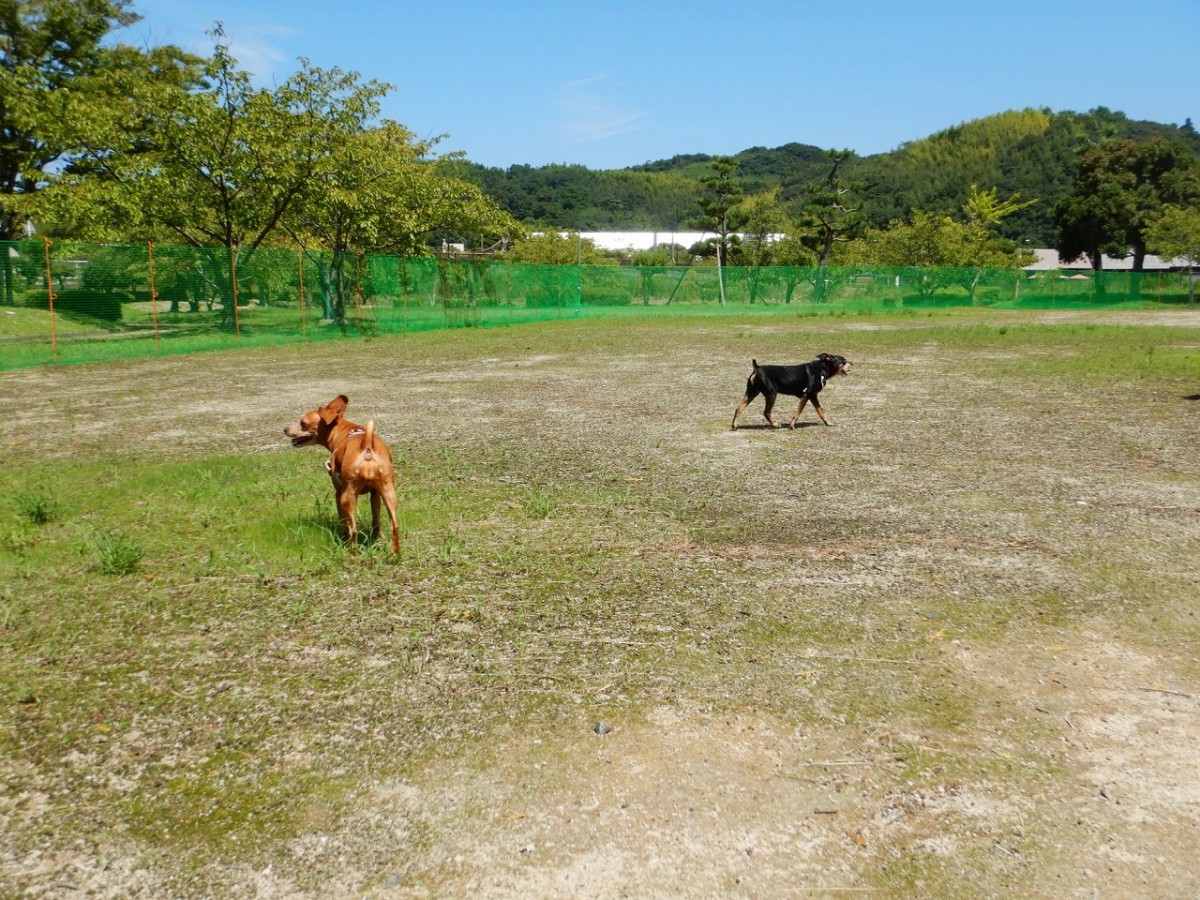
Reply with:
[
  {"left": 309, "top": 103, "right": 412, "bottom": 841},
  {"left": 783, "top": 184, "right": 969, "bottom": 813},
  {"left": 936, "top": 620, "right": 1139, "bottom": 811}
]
[{"left": 2, "top": 308, "right": 1199, "bottom": 897}]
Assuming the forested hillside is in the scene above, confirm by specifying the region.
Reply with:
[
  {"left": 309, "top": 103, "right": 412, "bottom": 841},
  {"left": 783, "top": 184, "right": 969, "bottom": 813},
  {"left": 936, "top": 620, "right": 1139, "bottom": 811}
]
[{"left": 449, "top": 108, "right": 1200, "bottom": 246}]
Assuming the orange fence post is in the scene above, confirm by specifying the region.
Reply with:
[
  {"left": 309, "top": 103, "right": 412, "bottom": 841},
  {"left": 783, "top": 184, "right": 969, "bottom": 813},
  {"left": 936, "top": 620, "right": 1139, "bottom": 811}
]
[
  {"left": 42, "top": 237, "right": 57, "bottom": 362},
  {"left": 146, "top": 241, "right": 161, "bottom": 353}
]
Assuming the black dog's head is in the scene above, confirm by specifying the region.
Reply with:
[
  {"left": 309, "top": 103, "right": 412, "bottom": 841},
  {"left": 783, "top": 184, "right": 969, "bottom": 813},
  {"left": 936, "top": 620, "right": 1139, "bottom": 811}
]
[{"left": 817, "top": 353, "right": 852, "bottom": 378}]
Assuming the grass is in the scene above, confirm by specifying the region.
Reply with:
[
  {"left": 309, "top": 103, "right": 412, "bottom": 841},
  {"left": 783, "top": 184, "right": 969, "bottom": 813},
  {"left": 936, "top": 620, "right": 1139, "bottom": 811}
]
[{"left": 1, "top": 309, "right": 1198, "bottom": 895}]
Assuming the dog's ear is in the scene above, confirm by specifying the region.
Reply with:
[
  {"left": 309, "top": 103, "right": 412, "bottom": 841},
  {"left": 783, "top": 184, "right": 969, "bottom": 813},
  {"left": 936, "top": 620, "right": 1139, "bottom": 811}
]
[{"left": 320, "top": 395, "right": 349, "bottom": 424}]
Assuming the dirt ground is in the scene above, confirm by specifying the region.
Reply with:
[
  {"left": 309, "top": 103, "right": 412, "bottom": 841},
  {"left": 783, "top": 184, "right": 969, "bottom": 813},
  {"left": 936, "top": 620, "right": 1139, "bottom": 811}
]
[{"left": 2, "top": 309, "right": 1199, "bottom": 898}]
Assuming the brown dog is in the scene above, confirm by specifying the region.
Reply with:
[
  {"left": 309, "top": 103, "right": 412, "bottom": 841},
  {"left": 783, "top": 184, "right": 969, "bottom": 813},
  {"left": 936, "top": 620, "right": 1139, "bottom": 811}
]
[{"left": 283, "top": 395, "right": 400, "bottom": 553}]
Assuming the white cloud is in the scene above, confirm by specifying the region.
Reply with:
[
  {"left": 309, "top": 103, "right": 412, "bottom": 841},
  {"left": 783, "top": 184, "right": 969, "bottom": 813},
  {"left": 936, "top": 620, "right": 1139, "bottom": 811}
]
[
  {"left": 557, "top": 75, "right": 648, "bottom": 145},
  {"left": 222, "top": 24, "right": 293, "bottom": 82}
]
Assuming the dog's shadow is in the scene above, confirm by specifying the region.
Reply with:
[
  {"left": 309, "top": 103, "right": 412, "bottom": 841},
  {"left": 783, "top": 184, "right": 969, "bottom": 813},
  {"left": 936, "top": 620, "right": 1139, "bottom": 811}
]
[
  {"left": 1186, "top": 394, "right": 1200, "bottom": 401},
  {"left": 735, "top": 422, "right": 824, "bottom": 431}
]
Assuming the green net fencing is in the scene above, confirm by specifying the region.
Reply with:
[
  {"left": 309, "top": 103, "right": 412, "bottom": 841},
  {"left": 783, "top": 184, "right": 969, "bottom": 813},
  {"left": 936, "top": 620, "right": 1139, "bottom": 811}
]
[{"left": 0, "top": 240, "right": 1193, "bottom": 370}]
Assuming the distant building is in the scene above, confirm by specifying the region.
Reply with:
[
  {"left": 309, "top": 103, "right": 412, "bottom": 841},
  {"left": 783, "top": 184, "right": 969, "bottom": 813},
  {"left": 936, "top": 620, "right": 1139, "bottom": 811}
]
[{"left": 1024, "top": 248, "right": 1187, "bottom": 272}]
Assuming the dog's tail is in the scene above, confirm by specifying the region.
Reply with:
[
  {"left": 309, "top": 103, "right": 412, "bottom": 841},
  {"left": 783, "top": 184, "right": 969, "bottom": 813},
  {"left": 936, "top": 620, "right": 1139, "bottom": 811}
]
[
  {"left": 351, "top": 420, "right": 386, "bottom": 483},
  {"left": 748, "top": 358, "right": 760, "bottom": 383},
  {"left": 362, "top": 420, "right": 376, "bottom": 460}
]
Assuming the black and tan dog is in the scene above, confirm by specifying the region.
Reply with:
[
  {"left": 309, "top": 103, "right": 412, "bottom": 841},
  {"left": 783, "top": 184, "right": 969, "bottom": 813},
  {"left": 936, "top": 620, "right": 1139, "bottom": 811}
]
[{"left": 731, "top": 353, "right": 852, "bottom": 430}]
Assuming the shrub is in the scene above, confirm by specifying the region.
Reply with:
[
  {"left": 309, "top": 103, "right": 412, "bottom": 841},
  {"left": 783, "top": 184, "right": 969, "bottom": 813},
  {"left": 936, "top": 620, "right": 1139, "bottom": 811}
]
[{"left": 25, "top": 289, "right": 127, "bottom": 323}]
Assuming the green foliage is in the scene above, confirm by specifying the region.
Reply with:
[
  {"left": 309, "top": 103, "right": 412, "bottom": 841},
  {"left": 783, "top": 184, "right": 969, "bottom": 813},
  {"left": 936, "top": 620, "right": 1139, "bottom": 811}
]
[
  {"left": 25, "top": 288, "right": 126, "bottom": 322},
  {"left": 1146, "top": 204, "right": 1200, "bottom": 263},
  {"left": 1147, "top": 204, "right": 1200, "bottom": 303},
  {"left": 448, "top": 160, "right": 702, "bottom": 230},
  {"left": 796, "top": 149, "right": 867, "bottom": 270},
  {"left": 845, "top": 185, "right": 1036, "bottom": 299},
  {"left": 505, "top": 231, "right": 615, "bottom": 265},
  {"left": 0, "top": 1, "right": 198, "bottom": 236},
  {"left": 1055, "top": 138, "right": 1200, "bottom": 270}
]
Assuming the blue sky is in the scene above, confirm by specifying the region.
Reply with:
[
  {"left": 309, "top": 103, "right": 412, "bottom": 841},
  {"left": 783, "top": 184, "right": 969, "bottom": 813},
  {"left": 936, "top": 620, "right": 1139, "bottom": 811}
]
[{"left": 129, "top": 0, "right": 1198, "bottom": 171}]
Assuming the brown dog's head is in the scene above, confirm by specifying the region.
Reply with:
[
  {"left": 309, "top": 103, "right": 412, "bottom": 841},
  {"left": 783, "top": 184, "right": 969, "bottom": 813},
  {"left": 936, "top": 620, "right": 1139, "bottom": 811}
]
[{"left": 283, "top": 395, "right": 349, "bottom": 447}]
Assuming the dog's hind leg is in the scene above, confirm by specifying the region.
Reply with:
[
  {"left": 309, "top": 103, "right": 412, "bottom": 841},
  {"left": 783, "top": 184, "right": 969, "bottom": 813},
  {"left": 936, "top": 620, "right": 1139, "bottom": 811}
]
[
  {"left": 762, "top": 391, "right": 781, "bottom": 428},
  {"left": 732, "top": 363, "right": 762, "bottom": 430},
  {"left": 338, "top": 490, "right": 360, "bottom": 551},
  {"left": 732, "top": 379, "right": 762, "bottom": 430},
  {"left": 731, "top": 393, "right": 755, "bottom": 429},
  {"left": 370, "top": 490, "right": 383, "bottom": 543},
  {"left": 381, "top": 483, "right": 401, "bottom": 554}
]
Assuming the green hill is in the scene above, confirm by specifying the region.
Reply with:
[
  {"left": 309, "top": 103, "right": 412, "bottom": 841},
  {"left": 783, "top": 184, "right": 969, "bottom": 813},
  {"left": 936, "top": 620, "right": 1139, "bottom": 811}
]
[{"left": 449, "top": 107, "right": 1200, "bottom": 246}]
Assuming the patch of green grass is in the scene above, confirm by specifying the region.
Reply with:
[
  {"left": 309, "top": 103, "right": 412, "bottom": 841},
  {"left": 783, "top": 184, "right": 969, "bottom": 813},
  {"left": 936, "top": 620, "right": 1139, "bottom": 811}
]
[
  {"left": 92, "top": 529, "right": 145, "bottom": 575},
  {"left": 13, "top": 487, "right": 63, "bottom": 525}
]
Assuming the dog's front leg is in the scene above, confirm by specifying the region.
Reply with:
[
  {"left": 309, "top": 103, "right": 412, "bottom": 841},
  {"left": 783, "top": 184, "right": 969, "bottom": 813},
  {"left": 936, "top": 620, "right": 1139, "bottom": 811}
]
[
  {"left": 812, "top": 400, "right": 831, "bottom": 426},
  {"left": 790, "top": 396, "right": 810, "bottom": 428}
]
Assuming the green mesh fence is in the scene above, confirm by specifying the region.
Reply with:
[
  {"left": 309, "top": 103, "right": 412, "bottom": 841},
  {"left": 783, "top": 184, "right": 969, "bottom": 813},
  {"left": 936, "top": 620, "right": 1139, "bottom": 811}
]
[{"left": 0, "top": 240, "right": 1193, "bottom": 370}]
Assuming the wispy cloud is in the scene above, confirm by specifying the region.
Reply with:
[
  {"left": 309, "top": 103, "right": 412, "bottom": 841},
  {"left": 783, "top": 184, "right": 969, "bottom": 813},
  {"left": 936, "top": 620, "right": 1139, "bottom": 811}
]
[
  {"left": 557, "top": 75, "right": 649, "bottom": 145},
  {"left": 223, "top": 24, "right": 293, "bottom": 82}
]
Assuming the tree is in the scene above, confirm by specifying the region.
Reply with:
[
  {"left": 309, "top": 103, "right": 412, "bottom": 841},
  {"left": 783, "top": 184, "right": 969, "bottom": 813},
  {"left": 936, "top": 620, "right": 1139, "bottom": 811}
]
[
  {"left": 42, "top": 29, "right": 394, "bottom": 323},
  {"left": 695, "top": 156, "right": 747, "bottom": 305},
  {"left": 963, "top": 184, "right": 1037, "bottom": 229},
  {"left": 283, "top": 123, "right": 519, "bottom": 320},
  {"left": 1146, "top": 204, "right": 1200, "bottom": 305},
  {"left": 799, "top": 149, "right": 866, "bottom": 268},
  {"left": 0, "top": 0, "right": 200, "bottom": 301},
  {"left": 795, "top": 149, "right": 866, "bottom": 301},
  {"left": 1055, "top": 138, "right": 1200, "bottom": 272},
  {"left": 505, "top": 231, "right": 614, "bottom": 265},
  {"left": 726, "top": 189, "right": 789, "bottom": 304},
  {"left": 850, "top": 186, "right": 1036, "bottom": 301}
]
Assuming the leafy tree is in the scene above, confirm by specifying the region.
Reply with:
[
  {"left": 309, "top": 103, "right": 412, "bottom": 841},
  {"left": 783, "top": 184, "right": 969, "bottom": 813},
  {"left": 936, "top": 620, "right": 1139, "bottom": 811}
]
[
  {"left": 504, "top": 231, "right": 614, "bottom": 265},
  {"left": 1055, "top": 138, "right": 1200, "bottom": 271},
  {"left": 730, "top": 189, "right": 788, "bottom": 266},
  {"left": 963, "top": 184, "right": 1037, "bottom": 228},
  {"left": 42, "top": 29, "right": 395, "bottom": 322},
  {"left": 850, "top": 186, "right": 1036, "bottom": 301},
  {"left": 283, "top": 123, "right": 519, "bottom": 320},
  {"left": 0, "top": 0, "right": 200, "bottom": 301},
  {"left": 1146, "top": 204, "right": 1200, "bottom": 305},
  {"left": 725, "top": 189, "right": 790, "bottom": 303}
]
